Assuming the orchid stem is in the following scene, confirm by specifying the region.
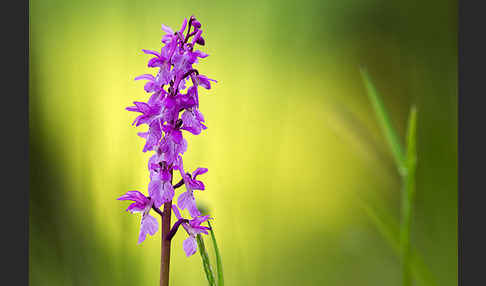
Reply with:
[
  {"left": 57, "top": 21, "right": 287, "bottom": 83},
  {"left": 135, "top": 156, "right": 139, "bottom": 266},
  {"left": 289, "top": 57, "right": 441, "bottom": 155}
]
[{"left": 160, "top": 200, "right": 172, "bottom": 286}]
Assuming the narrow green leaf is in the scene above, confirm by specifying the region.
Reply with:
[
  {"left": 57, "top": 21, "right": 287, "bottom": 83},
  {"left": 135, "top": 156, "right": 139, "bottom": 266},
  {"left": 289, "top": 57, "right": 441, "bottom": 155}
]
[
  {"left": 359, "top": 201, "right": 436, "bottom": 286},
  {"left": 401, "top": 106, "right": 418, "bottom": 286},
  {"left": 208, "top": 220, "right": 224, "bottom": 286},
  {"left": 197, "top": 234, "right": 216, "bottom": 286},
  {"left": 359, "top": 68, "right": 406, "bottom": 174}
]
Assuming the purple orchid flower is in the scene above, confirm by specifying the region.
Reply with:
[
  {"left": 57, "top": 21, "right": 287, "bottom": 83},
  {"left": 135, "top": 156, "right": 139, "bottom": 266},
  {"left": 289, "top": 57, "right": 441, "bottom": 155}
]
[
  {"left": 138, "top": 119, "right": 162, "bottom": 152},
  {"left": 177, "top": 86, "right": 198, "bottom": 110},
  {"left": 122, "top": 16, "right": 216, "bottom": 257},
  {"left": 159, "top": 95, "right": 180, "bottom": 125},
  {"left": 196, "top": 74, "right": 217, "bottom": 90},
  {"left": 147, "top": 159, "right": 175, "bottom": 208},
  {"left": 134, "top": 73, "right": 166, "bottom": 94},
  {"left": 142, "top": 49, "right": 167, "bottom": 68},
  {"left": 117, "top": 191, "right": 158, "bottom": 244},
  {"left": 160, "top": 125, "right": 187, "bottom": 165},
  {"left": 175, "top": 156, "right": 207, "bottom": 218},
  {"left": 172, "top": 205, "right": 211, "bottom": 257},
  {"left": 161, "top": 27, "right": 174, "bottom": 44},
  {"left": 126, "top": 100, "right": 162, "bottom": 127},
  {"left": 181, "top": 108, "right": 206, "bottom": 135}
]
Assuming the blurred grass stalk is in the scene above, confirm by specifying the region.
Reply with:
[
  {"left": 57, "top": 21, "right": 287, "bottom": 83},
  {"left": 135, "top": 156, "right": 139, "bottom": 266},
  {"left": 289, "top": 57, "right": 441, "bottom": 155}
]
[
  {"left": 358, "top": 202, "right": 437, "bottom": 286},
  {"left": 197, "top": 221, "right": 224, "bottom": 286},
  {"left": 208, "top": 221, "right": 224, "bottom": 286},
  {"left": 360, "top": 68, "right": 418, "bottom": 286},
  {"left": 401, "top": 106, "right": 417, "bottom": 286},
  {"left": 197, "top": 234, "right": 216, "bottom": 286}
]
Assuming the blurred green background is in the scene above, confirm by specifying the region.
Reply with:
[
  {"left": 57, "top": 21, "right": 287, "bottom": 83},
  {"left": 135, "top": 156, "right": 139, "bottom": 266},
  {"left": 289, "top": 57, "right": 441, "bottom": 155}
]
[{"left": 29, "top": 0, "right": 457, "bottom": 285}]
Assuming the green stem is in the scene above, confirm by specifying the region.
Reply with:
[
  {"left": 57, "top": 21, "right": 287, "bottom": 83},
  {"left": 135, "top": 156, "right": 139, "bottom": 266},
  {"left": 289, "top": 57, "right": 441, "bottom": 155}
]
[
  {"left": 360, "top": 69, "right": 419, "bottom": 286},
  {"left": 400, "top": 177, "right": 411, "bottom": 286},
  {"left": 358, "top": 200, "right": 437, "bottom": 286},
  {"left": 208, "top": 221, "right": 224, "bottom": 286},
  {"left": 400, "top": 107, "right": 417, "bottom": 286},
  {"left": 197, "top": 234, "right": 216, "bottom": 286}
]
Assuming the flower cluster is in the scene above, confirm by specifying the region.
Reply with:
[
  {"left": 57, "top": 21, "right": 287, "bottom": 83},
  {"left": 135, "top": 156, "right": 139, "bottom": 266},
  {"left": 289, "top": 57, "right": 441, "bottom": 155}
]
[{"left": 118, "top": 15, "right": 216, "bottom": 257}]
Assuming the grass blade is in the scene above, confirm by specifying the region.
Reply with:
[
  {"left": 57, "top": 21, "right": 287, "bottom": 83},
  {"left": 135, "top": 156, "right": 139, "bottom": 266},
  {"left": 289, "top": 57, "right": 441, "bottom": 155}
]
[
  {"left": 400, "top": 106, "right": 418, "bottom": 286},
  {"left": 197, "top": 234, "right": 216, "bottom": 286},
  {"left": 359, "top": 68, "right": 406, "bottom": 174},
  {"left": 207, "top": 220, "right": 224, "bottom": 286},
  {"left": 359, "top": 201, "right": 437, "bottom": 286}
]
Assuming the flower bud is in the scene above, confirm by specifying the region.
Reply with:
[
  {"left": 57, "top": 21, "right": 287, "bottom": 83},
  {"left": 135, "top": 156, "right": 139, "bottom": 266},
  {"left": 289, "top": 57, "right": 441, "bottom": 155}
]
[
  {"left": 196, "top": 36, "right": 205, "bottom": 46},
  {"left": 192, "top": 20, "right": 201, "bottom": 29}
]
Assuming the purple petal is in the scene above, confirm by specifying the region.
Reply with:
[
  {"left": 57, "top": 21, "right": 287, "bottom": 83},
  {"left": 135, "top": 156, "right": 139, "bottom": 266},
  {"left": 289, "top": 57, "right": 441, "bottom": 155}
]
[
  {"left": 161, "top": 36, "right": 173, "bottom": 44},
  {"left": 126, "top": 202, "right": 146, "bottom": 213},
  {"left": 179, "top": 18, "right": 188, "bottom": 34},
  {"left": 138, "top": 214, "right": 159, "bottom": 244},
  {"left": 133, "top": 102, "right": 151, "bottom": 114},
  {"left": 194, "top": 108, "right": 205, "bottom": 122},
  {"left": 177, "top": 191, "right": 192, "bottom": 210},
  {"left": 197, "top": 75, "right": 216, "bottom": 89},
  {"left": 192, "top": 19, "right": 201, "bottom": 29},
  {"left": 183, "top": 236, "right": 197, "bottom": 257},
  {"left": 148, "top": 179, "right": 163, "bottom": 208},
  {"left": 161, "top": 181, "right": 175, "bottom": 204},
  {"left": 187, "top": 200, "right": 201, "bottom": 218},
  {"left": 126, "top": 106, "right": 138, "bottom": 112},
  {"left": 135, "top": 74, "right": 155, "bottom": 81},
  {"left": 161, "top": 24, "right": 174, "bottom": 34},
  {"left": 148, "top": 57, "right": 166, "bottom": 68},
  {"left": 142, "top": 120, "right": 162, "bottom": 152},
  {"left": 193, "top": 226, "right": 210, "bottom": 235},
  {"left": 160, "top": 168, "right": 171, "bottom": 181},
  {"left": 170, "top": 129, "right": 183, "bottom": 144},
  {"left": 172, "top": 204, "right": 182, "bottom": 220},
  {"left": 191, "top": 30, "right": 203, "bottom": 45},
  {"left": 147, "top": 91, "right": 163, "bottom": 106},
  {"left": 144, "top": 81, "right": 157, "bottom": 93},
  {"left": 193, "top": 50, "right": 208, "bottom": 58},
  {"left": 189, "top": 179, "right": 205, "bottom": 191},
  {"left": 196, "top": 36, "right": 205, "bottom": 46},
  {"left": 117, "top": 190, "right": 148, "bottom": 203},
  {"left": 142, "top": 49, "right": 161, "bottom": 57},
  {"left": 192, "top": 168, "right": 208, "bottom": 179},
  {"left": 149, "top": 178, "right": 175, "bottom": 208},
  {"left": 181, "top": 110, "right": 203, "bottom": 135},
  {"left": 191, "top": 215, "right": 211, "bottom": 226},
  {"left": 177, "top": 191, "right": 201, "bottom": 217},
  {"left": 174, "top": 155, "right": 184, "bottom": 172}
]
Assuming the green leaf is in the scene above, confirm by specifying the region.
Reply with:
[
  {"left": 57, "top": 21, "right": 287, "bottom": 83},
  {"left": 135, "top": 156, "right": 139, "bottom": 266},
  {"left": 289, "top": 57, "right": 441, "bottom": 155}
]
[
  {"left": 197, "top": 234, "right": 216, "bottom": 286},
  {"left": 359, "top": 68, "right": 406, "bottom": 174},
  {"left": 359, "top": 201, "right": 436, "bottom": 286},
  {"left": 208, "top": 220, "right": 224, "bottom": 286}
]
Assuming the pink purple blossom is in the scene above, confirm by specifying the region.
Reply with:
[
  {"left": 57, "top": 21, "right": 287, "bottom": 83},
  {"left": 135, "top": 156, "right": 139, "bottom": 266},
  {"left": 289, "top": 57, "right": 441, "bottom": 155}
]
[
  {"left": 172, "top": 205, "right": 211, "bottom": 256},
  {"left": 117, "top": 191, "right": 159, "bottom": 243},
  {"left": 118, "top": 15, "right": 216, "bottom": 253}
]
